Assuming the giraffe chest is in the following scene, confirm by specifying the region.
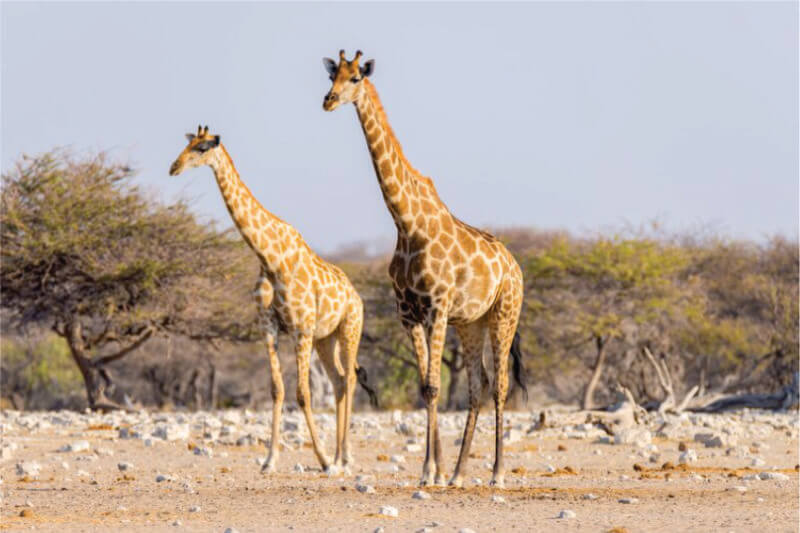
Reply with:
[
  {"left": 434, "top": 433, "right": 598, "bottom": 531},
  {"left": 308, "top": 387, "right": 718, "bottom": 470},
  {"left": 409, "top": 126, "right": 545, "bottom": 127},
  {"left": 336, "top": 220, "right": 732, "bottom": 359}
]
[
  {"left": 389, "top": 240, "right": 504, "bottom": 324},
  {"left": 267, "top": 272, "right": 349, "bottom": 338}
]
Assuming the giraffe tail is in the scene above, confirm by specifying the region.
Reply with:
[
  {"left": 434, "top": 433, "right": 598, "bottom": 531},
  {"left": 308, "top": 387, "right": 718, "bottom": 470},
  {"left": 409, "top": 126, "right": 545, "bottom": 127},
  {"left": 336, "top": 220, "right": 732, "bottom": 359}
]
[
  {"left": 356, "top": 365, "right": 379, "bottom": 408},
  {"left": 510, "top": 330, "right": 529, "bottom": 404}
]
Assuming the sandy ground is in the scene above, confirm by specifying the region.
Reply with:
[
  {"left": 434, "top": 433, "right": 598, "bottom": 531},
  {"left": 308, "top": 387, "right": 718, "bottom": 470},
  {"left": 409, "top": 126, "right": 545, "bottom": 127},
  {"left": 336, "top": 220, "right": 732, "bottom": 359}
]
[{"left": 1, "top": 408, "right": 797, "bottom": 532}]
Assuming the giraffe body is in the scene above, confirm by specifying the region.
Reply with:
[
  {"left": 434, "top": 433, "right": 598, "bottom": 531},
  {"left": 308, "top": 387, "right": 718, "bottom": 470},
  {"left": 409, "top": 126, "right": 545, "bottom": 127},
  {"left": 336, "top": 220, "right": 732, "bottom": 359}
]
[
  {"left": 323, "top": 52, "right": 526, "bottom": 487},
  {"left": 170, "top": 126, "right": 368, "bottom": 472}
]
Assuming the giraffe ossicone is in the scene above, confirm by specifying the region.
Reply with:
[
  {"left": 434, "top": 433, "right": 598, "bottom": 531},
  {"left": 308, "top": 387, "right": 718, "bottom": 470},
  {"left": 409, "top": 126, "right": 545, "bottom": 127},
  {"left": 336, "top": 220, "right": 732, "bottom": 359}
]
[
  {"left": 323, "top": 50, "right": 528, "bottom": 488},
  {"left": 169, "top": 125, "right": 376, "bottom": 473}
]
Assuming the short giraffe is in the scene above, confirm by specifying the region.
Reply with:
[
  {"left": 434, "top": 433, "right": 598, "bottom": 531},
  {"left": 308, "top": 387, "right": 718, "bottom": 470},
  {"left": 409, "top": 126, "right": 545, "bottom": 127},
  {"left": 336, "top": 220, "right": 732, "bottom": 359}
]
[
  {"left": 323, "top": 52, "right": 527, "bottom": 487},
  {"left": 169, "top": 126, "right": 375, "bottom": 473}
]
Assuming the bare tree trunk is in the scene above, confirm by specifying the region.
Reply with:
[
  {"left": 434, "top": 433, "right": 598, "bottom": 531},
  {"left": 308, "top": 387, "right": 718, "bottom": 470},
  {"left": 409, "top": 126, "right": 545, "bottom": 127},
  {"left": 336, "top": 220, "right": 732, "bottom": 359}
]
[
  {"left": 65, "top": 321, "right": 104, "bottom": 409},
  {"left": 207, "top": 363, "right": 218, "bottom": 409},
  {"left": 582, "top": 335, "right": 608, "bottom": 410}
]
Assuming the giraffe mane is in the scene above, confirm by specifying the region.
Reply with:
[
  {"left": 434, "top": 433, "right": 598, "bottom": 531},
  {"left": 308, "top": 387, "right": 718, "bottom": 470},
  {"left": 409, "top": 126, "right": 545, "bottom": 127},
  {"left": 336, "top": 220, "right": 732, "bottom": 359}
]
[{"left": 363, "top": 79, "right": 441, "bottom": 199}]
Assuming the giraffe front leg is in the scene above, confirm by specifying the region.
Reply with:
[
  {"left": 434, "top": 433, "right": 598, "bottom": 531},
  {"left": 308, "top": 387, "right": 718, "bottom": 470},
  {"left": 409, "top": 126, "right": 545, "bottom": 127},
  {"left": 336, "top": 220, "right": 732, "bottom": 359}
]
[
  {"left": 295, "top": 332, "right": 331, "bottom": 471},
  {"left": 262, "top": 331, "right": 283, "bottom": 474},
  {"left": 422, "top": 307, "right": 448, "bottom": 487},
  {"left": 407, "top": 323, "right": 434, "bottom": 485}
]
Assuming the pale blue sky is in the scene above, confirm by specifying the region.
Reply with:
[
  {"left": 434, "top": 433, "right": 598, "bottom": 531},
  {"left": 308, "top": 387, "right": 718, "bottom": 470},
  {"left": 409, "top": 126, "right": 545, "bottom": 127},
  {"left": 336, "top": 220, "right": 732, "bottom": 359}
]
[{"left": 2, "top": 2, "right": 797, "bottom": 254}]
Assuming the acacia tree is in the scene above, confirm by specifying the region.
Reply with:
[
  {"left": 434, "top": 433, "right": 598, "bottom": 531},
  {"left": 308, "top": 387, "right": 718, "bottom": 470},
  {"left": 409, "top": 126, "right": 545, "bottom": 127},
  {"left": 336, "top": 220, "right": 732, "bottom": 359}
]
[{"left": 1, "top": 150, "right": 257, "bottom": 409}]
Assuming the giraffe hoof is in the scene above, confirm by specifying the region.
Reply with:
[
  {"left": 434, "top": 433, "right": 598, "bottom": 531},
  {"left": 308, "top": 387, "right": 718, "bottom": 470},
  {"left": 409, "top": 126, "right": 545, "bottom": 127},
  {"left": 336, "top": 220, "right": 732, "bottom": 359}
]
[
  {"left": 261, "top": 460, "right": 277, "bottom": 474},
  {"left": 434, "top": 473, "right": 447, "bottom": 486},
  {"left": 489, "top": 477, "right": 505, "bottom": 489},
  {"left": 448, "top": 476, "right": 464, "bottom": 488},
  {"left": 419, "top": 471, "right": 435, "bottom": 487},
  {"left": 323, "top": 464, "right": 342, "bottom": 476}
]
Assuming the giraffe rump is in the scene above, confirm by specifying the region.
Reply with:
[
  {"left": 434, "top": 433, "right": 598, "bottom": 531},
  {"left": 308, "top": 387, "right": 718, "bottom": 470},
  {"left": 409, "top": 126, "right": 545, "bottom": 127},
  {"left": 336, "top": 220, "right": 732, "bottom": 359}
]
[
  {"left": 510, "top": 330, "right": 528, "bottom": 404},
  {"left": 356, "top": 365, "right": 379, "bottom": 408}
]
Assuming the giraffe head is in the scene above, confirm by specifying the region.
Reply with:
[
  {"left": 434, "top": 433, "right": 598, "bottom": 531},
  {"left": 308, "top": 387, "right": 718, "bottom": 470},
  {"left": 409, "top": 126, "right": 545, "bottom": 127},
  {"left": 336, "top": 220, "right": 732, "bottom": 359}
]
[
  {"left": 322, "top": 49, "right": 374, "bottom": 111},
  {"left": 169, "top": 125, "right": 221, "bottom": 176}
]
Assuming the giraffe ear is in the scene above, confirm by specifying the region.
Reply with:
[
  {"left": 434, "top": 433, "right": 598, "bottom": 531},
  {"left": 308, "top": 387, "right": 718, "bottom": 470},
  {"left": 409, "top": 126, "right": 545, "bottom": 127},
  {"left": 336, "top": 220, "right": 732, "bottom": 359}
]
[
  {"left": 360, "top": 59, "right": 375, "bottom": 78},
  {"left": 323, "top": 57, "right": 337, "bottom": 78},
  {"left": 185, "top": 133, "right": 196, "bottom": 143},
  {"left": 212, "top": 135, "right": 220, "bottom": 147}
]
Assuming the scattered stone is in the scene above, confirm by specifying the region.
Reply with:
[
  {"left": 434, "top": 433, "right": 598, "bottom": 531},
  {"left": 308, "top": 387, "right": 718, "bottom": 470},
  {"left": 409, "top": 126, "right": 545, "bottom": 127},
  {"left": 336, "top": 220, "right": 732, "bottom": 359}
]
[
  {"left": 95, "top": 447, "right": 114, "bottom": 457},
  {"left": 582, "top": 493, "right": 598, "bottom": 500},
  {"left": 614, "top": 428, "right": 652, "bottom": 448},
  {"left": 193, "top": 446, "right": 213, "bottom": 457},
  {"left": 758, "top": 472, "right": 789, "bottom": 481},
  {"left": 379, "top": 505, "right": 399, "bottom": 517},
  {"left": 189, "top": 505, "right": 201, "bottom": 513},
  {"left": 558, "top": 509, "right": 576, "bottom": 519},
  {"left": 153, "top": 424, "right": 190, "bottom": 441},
  {"left": 491, "top": 495, "right": 506, "bottom": 504},
  {"left": 16, "top": 461, "right": 41, "bottom": 477},
  {"left": 729, "top": 486, "right": 748, "bottom": 493},
  {"left": 618, "top": 498, "right": 639, "bottom": 504},
  {"left": 293, "top": 463, "right": 305, "bottom": 473},
  {"left": 412, "top": 490, "right": 431, "bottom": 500},
  {"left": 751, "top": 457, "right": 766, "bottom": 467},
  {"left": 19, "top": 509, "right": 34, "bottom": 518},
  {"left": 678, "top": 441, "right": 688, "bottom": 452},
  {"left": 390, "top": 454, "right": 406, "bottom": 463},
  {"left": 117, "top": 462, "right": 134, "bottom": 472},
  {"left": 679, "top": 450, "right": 698, "bottom": 464},
  {"left": 60, "top": 440, "right": 90, "bottom": 453},
  {"left": 172, "top": 520, "right": 182, "bottom": 527},
  {"left": 224, "top": 528, "right": 241, "bottom": 533},
  {"left": 405, "top": 443, "right": 422, "bottom": 453},
  {"left": 457, "top": 529, "right": 477, "bottom": 533},
  {"left": 156, "top": 474, "right": 174, "bottom": 483},
  {"left": 356, "top": 484, "right": 376, "bottom": 494}
]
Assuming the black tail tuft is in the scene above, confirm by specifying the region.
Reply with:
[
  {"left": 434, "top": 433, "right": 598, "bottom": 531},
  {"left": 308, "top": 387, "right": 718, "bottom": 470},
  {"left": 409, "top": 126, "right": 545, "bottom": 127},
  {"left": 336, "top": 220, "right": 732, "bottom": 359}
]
[
  {"left": 356, "top": 366, "right": 379, "bottom": 408},
  {"left": 510, "top": 330, "right": 529, "bottom": 404}
]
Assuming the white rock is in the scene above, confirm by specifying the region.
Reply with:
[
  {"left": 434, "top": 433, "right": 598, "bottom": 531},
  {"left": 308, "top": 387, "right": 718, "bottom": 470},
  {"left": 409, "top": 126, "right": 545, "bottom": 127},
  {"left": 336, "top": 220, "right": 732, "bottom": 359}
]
[
  {"left": 491, "top": 495, "right": 506, "bottom": 504},
  {"left": 405, "top": 443, "right": 422, "bottom": 453},
  {"left": 729, "top": 486, "right": 748, "bottom": 493},
  {"left": 614, "top": 428, "right": 652, "bottom": 448},
  {"left": 172, "top": 520, "right": 182, "bottom": 527},
  {"left": 379, "top": 505, "right": 399, "bottom": 517},
  {"left": 679, "top": 450, "right": 698, "bottom": 464},
  {"left": 293, "top": 463, "right": 305, "bottom": 473},
  {"left": 15, "top": 461, "right": 41, "bottom": 477},
  {"left": 117, "top": 462, "right": 133, "bottom": 471},
  {"left": 356, "top": 484, "right": 376, "bottom": 494},
  {"left": 618, "top": 497, "right": 639, "bottom": 504},
  {"left": 189, "top": 506, "right": 201, "bottom": 513},
  {"left": 458, "top": 529, "right": 477, "bottom": 533},
  {"left": 153, "top": 424, "right": 190, "bottom": 441},
  {"left": 751, "top": 457, "right": 766, "bottom": 467},
  {"left": 582, "top": 493, "right": 598, "bottom": 500},
  {"left": 61, "top": 440, "right": 90, "bottom": 453},
  {"left": 558, "top": 510, "right": 576, "bottom": 519},
  {"left": 156, "top": 474, "right": 173, "bottom": 482},
  {"left": 390, "top": 454, "right": 406, "bottom": 463},
  {"left": 412, "top": 490, "right": 431, "bottom": 500},
  {"left": 95, "top": 447, "right": 114, "bottom": 457},
  {"left": 758, "top": 472, "right": 789, "bottom": 481},
  {"left": 503, "top": 429, "right": 522, "bottom": 444}
]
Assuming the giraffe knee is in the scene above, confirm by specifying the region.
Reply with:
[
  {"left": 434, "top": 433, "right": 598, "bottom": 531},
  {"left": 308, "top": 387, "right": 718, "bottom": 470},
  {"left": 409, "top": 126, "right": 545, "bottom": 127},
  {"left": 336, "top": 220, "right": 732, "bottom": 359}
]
[
  {"left": 296, "top": 387, "right": 308, "bottom": 408},
  {"left": 421, "top": 384, "right": 439, "bottom": 403}
]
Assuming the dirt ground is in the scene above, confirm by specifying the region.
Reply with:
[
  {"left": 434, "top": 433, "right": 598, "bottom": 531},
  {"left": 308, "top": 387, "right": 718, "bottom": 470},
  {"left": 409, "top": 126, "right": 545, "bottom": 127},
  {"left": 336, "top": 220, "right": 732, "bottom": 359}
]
[{"left": 1, "top": 409, "right": 797, "bottom": 532}]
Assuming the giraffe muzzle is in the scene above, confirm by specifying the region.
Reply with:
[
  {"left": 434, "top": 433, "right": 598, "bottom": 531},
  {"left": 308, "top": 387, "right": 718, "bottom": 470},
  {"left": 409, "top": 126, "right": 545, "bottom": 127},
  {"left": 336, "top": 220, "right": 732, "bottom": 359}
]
[
  {"left": 323, "top": 91, "right": 339, "bottom": 111},
  {"left": 169, "top": 161, "right": 181, "bottom": 176}
]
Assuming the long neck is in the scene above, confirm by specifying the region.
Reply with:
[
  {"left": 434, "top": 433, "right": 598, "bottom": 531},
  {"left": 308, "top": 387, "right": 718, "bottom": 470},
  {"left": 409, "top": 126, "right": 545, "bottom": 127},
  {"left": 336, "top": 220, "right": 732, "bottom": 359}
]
[
  {"left": 207, "top": 146, "right": 296, "bottom": 275},
  {"left": 354, "top": 79, "right": 449, "bottom": 237}
]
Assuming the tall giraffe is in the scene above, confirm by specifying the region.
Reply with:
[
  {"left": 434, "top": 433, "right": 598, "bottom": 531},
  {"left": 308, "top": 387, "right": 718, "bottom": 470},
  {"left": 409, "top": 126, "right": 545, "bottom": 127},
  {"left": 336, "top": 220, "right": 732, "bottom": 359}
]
[
  {"left": 169, "top": 125, "right": 376, "bottom": 473},
  {"left": 322, "top": 51, "right": 528, "bottom": 487}
]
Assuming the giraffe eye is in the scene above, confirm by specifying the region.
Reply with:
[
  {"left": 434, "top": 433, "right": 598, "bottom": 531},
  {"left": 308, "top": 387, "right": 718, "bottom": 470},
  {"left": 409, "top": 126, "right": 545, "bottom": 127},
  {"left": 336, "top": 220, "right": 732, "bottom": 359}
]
[{"left": 350, "top": 76, "right": 360, "bottom": 83}]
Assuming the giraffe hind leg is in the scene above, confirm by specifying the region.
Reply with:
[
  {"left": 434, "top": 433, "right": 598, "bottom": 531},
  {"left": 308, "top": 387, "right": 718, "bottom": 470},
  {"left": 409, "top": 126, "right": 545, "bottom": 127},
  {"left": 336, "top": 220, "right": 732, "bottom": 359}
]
[
  {"left": 314, "top": 335, "right": 346, "bottom": 467},
  {"left": 338, "top": 298, "right": 363, "bottom": 467},
  {"left": 295, "top": 332, "right": 331, "bottom": 471},
  {"left": 487, "top": 278, "right": 523, "bottom": 488},
  {"left": 449, "top": 321, "right": 487, "bottom": 488}
]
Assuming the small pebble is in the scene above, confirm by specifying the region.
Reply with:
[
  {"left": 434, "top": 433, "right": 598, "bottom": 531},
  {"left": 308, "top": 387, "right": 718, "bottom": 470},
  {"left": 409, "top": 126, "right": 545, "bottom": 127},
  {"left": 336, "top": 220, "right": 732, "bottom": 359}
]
[
  {"left": 582, "top": 493, "right": 598, "bottom": 500},
  {"left": 412, "top": 490, "right": 431, "bottom": 500},
  {"left": 558, "top": 509, "right": 576, "bottom": 519},
  {"left": 379, "top": 505, "right": 399, "bottom": 517},
  {"left": 618, "top": 497, "right": 639, "bottom": 504},
  {"left": 491, "top": 495, "right": 506, "bottom": 504},
  {"left": 117, "top": 462, "right": 133, "bottom": 472},
  {"left": 189, "top": 506, "right": 201, "bottom": 513}
]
